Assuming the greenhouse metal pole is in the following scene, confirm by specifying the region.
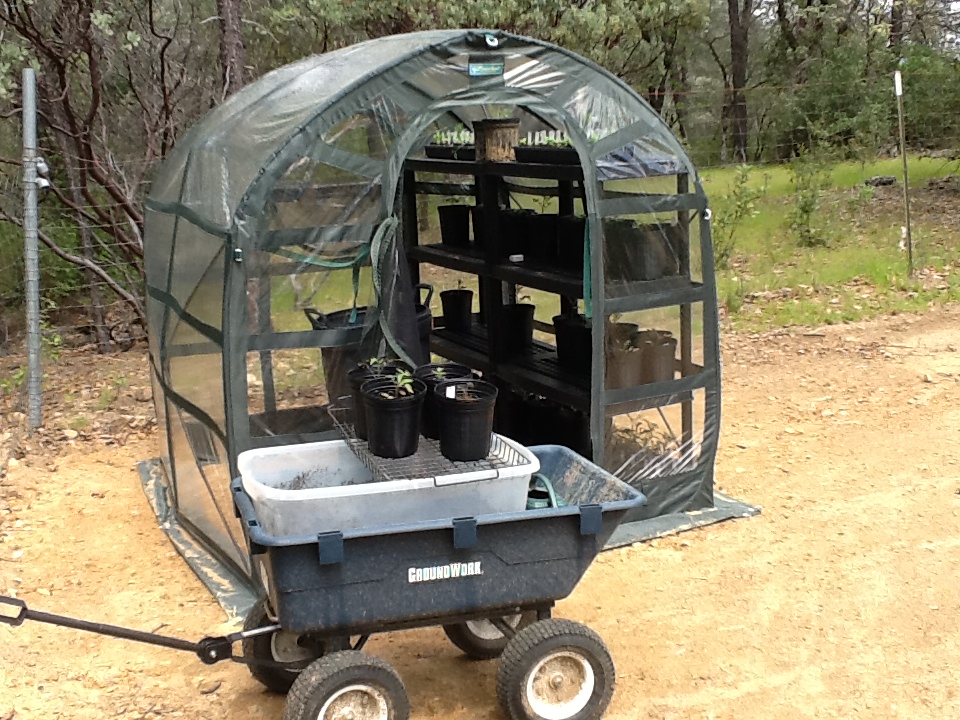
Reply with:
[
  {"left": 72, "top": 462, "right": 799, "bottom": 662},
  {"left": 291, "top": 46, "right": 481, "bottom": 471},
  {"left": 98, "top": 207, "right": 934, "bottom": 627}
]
[{"left": 22, "top": 68, "right": 42, "bottom": 431}]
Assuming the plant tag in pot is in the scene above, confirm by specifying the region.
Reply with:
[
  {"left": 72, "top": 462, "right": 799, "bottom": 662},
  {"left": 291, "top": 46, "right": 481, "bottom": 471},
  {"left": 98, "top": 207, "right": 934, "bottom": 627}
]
[{"left": 446, "top": 386, "right": 456, "bottom": 399}]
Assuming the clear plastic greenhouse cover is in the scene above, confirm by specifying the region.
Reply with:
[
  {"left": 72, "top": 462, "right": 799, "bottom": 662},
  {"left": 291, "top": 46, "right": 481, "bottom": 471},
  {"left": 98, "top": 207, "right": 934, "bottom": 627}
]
[{"left": 144, "top": 29, "right": 718, "bottom": 576}]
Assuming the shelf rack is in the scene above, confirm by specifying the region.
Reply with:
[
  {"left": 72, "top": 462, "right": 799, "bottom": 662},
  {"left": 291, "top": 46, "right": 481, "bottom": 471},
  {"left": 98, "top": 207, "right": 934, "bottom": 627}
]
[{"left": 402, "top": 156, "right": 713, "bottom": 467}]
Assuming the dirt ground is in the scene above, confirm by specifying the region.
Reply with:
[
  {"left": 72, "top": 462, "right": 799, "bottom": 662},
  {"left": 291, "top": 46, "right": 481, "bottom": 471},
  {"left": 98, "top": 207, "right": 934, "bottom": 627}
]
[{"left": 2, "top": 305, "right": 960, "bottom": 720}]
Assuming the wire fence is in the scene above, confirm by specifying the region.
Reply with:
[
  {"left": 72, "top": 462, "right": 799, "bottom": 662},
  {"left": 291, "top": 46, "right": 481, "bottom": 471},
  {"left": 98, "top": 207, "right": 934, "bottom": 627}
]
[{"left": 2, "top": 75, "right": 959, "bottom": 365}]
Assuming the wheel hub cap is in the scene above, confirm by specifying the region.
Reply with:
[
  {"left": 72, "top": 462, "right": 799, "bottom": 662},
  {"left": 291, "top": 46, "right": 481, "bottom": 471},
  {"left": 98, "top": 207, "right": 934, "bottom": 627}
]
[
  {"left": 525, "top": 651, "right": 596, "bottom": 720},
  {"left": 318, "top": 684, "right": 390, "bottom": 720},
  {"left": 464, "top": 614, "right": 522, "bottom": 641}
]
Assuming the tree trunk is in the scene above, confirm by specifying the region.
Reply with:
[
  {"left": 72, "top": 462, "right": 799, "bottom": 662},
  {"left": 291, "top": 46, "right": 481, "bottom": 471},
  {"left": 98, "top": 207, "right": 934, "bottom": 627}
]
[
  {"left": 54, "top": 136, "right": 112, "bottom": 352},
  {"left": 890, "top": 0, "right": 904, "bottom": 50},
  {"left": 674, "top": 62, "right": 690, "bottom": 140},
  {"left": 216, "top": 0, "right": 245, "bottom": 97},
  {"left": 728, "top": 0, "right": 752, "bottom": 163}
]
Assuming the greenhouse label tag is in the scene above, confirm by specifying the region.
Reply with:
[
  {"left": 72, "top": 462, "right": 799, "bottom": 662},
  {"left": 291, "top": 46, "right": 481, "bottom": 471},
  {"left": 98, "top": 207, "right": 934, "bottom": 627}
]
[{"left": 468, "top": 62, "right": 504, "bottom": 77}]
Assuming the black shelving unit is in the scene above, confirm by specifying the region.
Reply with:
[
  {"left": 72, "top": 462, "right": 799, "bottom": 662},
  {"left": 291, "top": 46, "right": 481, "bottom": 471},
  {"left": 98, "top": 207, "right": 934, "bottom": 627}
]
[{"left": 402, "top": 157, "right": 709, "bottom": 466}]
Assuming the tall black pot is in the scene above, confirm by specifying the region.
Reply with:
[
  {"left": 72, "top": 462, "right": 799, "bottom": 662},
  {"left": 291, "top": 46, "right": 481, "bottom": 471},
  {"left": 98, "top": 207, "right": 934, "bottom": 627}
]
[
  {"left": 525, "top": 214, "right": 559, "bottom": 264},
  {"left": 557, "top": 216, "right": 587, "bottom": 272},
  {"left": 500, "top": 208, "right": 535, "bottom": 259},
  {"left": 347, "top": 362, "right": 401, "bottom": 441},
  {"left": 553, "top": 314, "right": 592, "bottom": 375},
  {"left": 360, "top": 377, "right": 427, "bottom": 459},
  {"left": 438, "top": 205, "right": 471, "bottom": 248},
  {"left": 434, "top": 379, "right": 499, "bottom": 462},
  {"left": 415, "top": 362, "right": 474, "bottom": 440},
  {"left": 500, "top": 303, "right": 536, "bottom": 353},
  {"left": 440, "top": 288, "right": 473, "bottom": 333}
]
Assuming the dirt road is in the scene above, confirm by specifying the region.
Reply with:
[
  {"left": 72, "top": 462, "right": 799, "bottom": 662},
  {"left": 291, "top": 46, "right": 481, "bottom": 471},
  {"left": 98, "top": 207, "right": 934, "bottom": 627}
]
[{"left": 1, "top": 305, "right": 959, "bottom": 719}]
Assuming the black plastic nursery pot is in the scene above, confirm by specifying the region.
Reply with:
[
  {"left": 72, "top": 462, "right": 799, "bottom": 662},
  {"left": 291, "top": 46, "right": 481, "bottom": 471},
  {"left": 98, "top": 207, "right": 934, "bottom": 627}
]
[
  {"left": 605, "top": 321, "right": 642, "bottom": 389},
  {"left": 424, "top": 144, "right": 476, "bottom": 161},
  {"left": 438, "top": 205, "right": 471, "bottom": 248},
  {"left": 604, "top": 220, "right": 680, "bottom": 282},
  {"left": 434, "top": 378, "right": 498, "bottom": 461},
  {"left": 500, "top": 208, "right": 535, "bottom": 259},
  {"left": 306, "top": 307, "right": 368, "bottom": 403},
  {"left": 553, "top": 404, "right": 592, "bottom": 457},
  {"left": 413, "top": 283, "right": 434, "bottom": 365},
  {"left": 491, "top": 381, "right": 524, "bottom": 438},
  {"left": 360, "top": 377, "right": 427, "bottom": 458},
  {"left": 603, "top": 218, "right": 639, "bottom": 284},
  {"left": 557, "top": 216, "right": 586, "bottom": 272},
  {"left": 553, "top": 313, "right": 592, "bottom": 375},
  {"left": 525, "top": 214, "right": 559, "bottom": 264},
  {"left": 500, "top": 303, "right": 535, "bottom": 352},
  {"left": 439, "top": 288, "right": 473, "bottom": 332},
  {"left": 471, "top": 206, "right": 491, "bottom": 249},
  {"left": 514, "top": 145, "right": 580, "bottom": 165},
  {"left": 641, "top": 332, "right": 678, "bottom": 383},
  {"left": 347, "top": 362, "right": 401, "bottom": 440},
  {"left": 507, "top": 393, "right": 591, "bottom": 457},
  {"left": 414, "top": 362, "right": 474, "bottom": 440}
]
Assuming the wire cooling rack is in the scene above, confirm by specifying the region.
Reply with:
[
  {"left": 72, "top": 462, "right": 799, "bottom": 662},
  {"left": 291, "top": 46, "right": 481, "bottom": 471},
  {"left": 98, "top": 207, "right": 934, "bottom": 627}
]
[{"left": 328, "top": 401, "right": 533, "bottom": 483}]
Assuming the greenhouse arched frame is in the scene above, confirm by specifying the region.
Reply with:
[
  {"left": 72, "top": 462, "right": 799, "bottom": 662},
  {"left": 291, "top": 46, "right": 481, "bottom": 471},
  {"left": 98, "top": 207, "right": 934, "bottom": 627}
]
[{"left": 144, "top": 29, "right": 721, "bottom": 576}]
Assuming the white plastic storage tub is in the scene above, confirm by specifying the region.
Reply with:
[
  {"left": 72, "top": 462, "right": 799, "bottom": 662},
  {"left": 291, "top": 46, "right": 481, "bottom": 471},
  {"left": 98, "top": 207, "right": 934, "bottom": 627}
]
[{"left": 237, "top": 437, "right": 539, "bottom": 537}]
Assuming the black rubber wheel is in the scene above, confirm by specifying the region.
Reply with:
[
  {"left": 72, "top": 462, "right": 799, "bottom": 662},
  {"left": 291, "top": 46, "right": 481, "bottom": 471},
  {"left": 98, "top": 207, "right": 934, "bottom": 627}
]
[
  {"left": 283, "top": 651, "right": 410, "bottom": 720},
  {"left": 443, "top": 612, "right": 536, "bottom": 660},
  {"left": 496, "top": 619, "right": 615, "bottom": 720},
  {"left": 242, "top": 602, "right": 313, "bottom": 694}
]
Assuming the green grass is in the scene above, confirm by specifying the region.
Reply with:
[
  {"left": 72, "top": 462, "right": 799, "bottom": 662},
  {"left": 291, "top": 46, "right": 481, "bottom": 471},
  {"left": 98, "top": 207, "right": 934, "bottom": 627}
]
[
  {"left": 700, "top": 155, "right": 954, "bottom": 197},
  {"left": 708, "top": 155, "right": 960, "bottom": 330}
]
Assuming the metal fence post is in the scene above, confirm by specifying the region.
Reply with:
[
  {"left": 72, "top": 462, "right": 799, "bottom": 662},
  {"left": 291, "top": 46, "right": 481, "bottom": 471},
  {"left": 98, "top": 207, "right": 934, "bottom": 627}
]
[
  {"left": 894, "top": 69, "right": 913, "bottom": 277},
  {"left": 22, "top": 67, "right": 42, "bottom": 431}
]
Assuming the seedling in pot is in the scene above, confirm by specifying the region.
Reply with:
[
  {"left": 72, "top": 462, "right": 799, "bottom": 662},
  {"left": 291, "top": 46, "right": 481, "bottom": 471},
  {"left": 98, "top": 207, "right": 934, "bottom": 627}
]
[
  {"left": 378, "top": 369, "right": 416, "bottom": 399},
  {"left": 445, "top": 380, "right": 486, "bottom": 401},
  {"left": 360, "top": 356, "right": 392, "bottom": 374},
  {"left": 432, "top": 125, "right": 475, "bottom": 147}
]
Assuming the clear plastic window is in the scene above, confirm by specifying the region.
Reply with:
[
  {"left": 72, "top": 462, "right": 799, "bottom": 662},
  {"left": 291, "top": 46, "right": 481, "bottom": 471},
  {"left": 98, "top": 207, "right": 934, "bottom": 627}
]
[{"left": 604, "top": 388, "right": 708, "bottom": 480}]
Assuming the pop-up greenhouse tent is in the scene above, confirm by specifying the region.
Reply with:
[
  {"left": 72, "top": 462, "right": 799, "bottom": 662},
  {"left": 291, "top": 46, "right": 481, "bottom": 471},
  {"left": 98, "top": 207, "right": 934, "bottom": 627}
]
[{"left": 144, "top": 29, "right": 722, "bottom": 576}]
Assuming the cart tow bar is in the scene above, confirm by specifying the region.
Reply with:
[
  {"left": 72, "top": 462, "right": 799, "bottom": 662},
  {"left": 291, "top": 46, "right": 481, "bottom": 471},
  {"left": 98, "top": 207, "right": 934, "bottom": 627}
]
[{"left": 0, "top": 594, "right": 279, "bottom": 666}]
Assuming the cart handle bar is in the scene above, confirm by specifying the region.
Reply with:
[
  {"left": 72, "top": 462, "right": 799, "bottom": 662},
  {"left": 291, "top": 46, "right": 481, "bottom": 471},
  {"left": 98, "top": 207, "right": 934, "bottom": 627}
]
[{"left": 0, "top": 594, "right": 278, "bottom": 666}]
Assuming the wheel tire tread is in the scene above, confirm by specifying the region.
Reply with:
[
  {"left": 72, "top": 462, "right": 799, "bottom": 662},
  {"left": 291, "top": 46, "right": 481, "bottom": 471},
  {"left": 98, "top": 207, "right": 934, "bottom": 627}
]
[
  {"left": 242, "top": 602, "right": 300, "bottom": 694},
  {"left": 284, "top": 650, "right": 410, "bottom": 720},
  {"left": 443, "top": 612, "right": 535, "bottom": 660},
  {"left": 496, "top": 618, "right": 615, "bottom": 720}
]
